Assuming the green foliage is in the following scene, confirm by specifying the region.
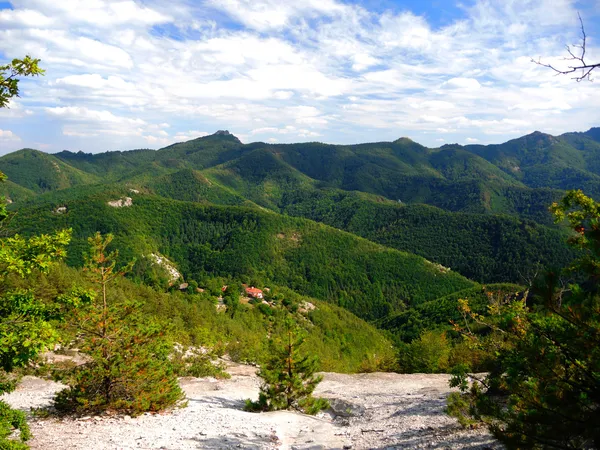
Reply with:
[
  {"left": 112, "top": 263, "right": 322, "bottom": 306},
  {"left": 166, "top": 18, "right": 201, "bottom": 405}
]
[
  {"left": 2, "top": 128, "right": 596, "bottom": 381},
  {"left": 4, "top": 262, "right": 395, "bottom": 374},
  {"left": 0, "top": 170, "right": 73, "bottom": 449},
  {"left": 0, "top": 55, "right": 44, "bottom": 108},
  {"left": 448, "top": 190, "right": 600, "bottom": 449},
  {"left": 0, "top": 400, "right": 30, "bottom": 450},
  {"left": 148, "top": 169, "right": 247, "bottom": 206},
  {"left": 54, "top": 233, "right": 184, "bottom": 416},
  {"left": 0, "top": 150, "right": 98, "bottom": 194},
  {"left": 397, "top": 330, "right": 451, "bottom": 373},
  {"left": 468, "top": 131, "right": 600, "bottom": 198},
  {"left": 377, "top": 284, "right": 524, "bottom": 343},
  {"left": 1, "top": 128, "right": 586, "bottom": 298},
  {"left": 281, "top": 190, "right": 574, "bottom": 283},
  {"left": 245, "top": 316, "right": 329, "bottom": 414},
  {"left": 171, "top": 346, "right": 230, "bottom": 379},
  {"left": 9, "top": 194, "right": 474, "bottom": 322}
]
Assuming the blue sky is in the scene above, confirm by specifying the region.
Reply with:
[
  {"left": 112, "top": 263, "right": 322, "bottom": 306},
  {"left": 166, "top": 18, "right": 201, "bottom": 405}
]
[{"left": 0, "top": 0, "right": 599, "bottom": 154}]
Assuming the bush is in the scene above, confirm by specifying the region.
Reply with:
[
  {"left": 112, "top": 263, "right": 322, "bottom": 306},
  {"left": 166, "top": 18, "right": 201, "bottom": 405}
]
[
  {"left": 448, "top": 191, "right": 600, "bottom": 448},
  {"left": 0, "top": 399, "right": 30, "bottom": 450},
  {"left": 171, "top": 346, "right": 230, "bottom": 379},
  {"left": 398, "top": 330, "right": 451, "bottom": 373}
]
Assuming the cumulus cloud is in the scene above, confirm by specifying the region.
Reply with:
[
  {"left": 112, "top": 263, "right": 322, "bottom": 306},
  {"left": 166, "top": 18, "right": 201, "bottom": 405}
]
[
  {"left": 443, "top": 78, "right": 482, "bottom": 90},
  {"left": 0, "top": 0, "right": 598, "bottom": 151},
  {"left": 0, "top": 130, "right": 21, "bottom": 141}
]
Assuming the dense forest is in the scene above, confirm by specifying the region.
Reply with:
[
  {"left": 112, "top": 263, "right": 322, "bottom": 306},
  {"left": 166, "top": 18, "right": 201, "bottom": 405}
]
[
  {"left": 3, "top": 129, "right": 597, "bottom": 332},
  {"left": 2, "top": 127, "right": 599, "bottom": 449}
]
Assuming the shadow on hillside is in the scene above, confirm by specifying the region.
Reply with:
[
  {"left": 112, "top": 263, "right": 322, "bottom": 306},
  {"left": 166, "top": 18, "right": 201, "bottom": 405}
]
[
  {"left": 190, "top": 434, "right": 275, "bottom": 449},
  {"left": 186, "top": 395, "right": 246, "bottom": 410},
  {"left": 388, "top": 397, "right": 448, "bottom": 418},
  {"left": 369, "top": 423, "right": 498, "bottom": 450}
]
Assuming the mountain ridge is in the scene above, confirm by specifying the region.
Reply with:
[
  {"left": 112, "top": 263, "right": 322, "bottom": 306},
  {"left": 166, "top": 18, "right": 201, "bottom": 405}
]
[{"left": 2, "top": 127, "right": 593, "bottom": 346}]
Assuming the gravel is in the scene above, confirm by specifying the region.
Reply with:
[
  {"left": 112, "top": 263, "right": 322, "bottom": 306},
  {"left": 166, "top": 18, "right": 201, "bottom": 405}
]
[{"left": 2, "top": 362, "right": 502, "bottom": 449}]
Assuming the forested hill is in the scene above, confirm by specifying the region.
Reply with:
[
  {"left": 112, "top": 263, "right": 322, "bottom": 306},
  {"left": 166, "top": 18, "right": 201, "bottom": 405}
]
[
  {"left": 4, "top": 128, "right": 599, "bottom": 218},
  {"left": 2, "top": 127, "right": 596, "bottom": 346},
  {"left": 1, "top": 129, "right": 587, "bottom": 282},
  {"left": 10, "top": 190, "right": 475, "bottom": 322}
]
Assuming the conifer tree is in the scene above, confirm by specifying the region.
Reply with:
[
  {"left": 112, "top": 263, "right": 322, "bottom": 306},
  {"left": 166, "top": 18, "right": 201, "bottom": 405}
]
[
  {"left": 246, "top": 316, "right": 329, "bottom": 414},
  {"left": 54, "top": 233, "right": 184, "bottom": 415}
]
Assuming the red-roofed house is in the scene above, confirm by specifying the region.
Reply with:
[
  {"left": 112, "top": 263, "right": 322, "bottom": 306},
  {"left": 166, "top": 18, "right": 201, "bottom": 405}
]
[{"left": 245, "top": 287, "right": 264, "bottom": 299}]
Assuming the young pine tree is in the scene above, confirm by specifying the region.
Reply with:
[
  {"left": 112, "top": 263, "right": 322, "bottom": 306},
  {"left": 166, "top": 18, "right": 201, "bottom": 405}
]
[
  {"left": 54, "top": 233, "right": 184, "bottom": 416},
  {"left": 246, "top": 316, "right": 329, "bottom": 414}
]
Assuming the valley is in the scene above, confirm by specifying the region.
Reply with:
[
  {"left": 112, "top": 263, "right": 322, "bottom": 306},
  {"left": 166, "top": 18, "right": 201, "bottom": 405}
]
[
  {"left": 1, "top": 129, "right": 595, "bottom": 346},
  {"left": 1, "top": 128, "right": 599, "bottom": 449}
]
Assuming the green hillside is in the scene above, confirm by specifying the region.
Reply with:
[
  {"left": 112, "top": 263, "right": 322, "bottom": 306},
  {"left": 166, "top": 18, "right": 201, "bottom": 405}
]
[
  {"left": 376, "top": 283, "right": 524, "bottom": 343},
  {"left": 203, "top": 148, "right": 316, "bottom": 209},
  {"left": 54, "top": 148, "right": 157, "bottom": 179},
  {"left": 8, "top": 190, "right": 475, "bottom": 322},
  {"left": 11, "top": 262, "right": 394, "bottom": 373},
  {"left": 0, "top": 149, "right": 99, "bottom": 193},
  {"left": 1, "top": 129, "right": 588, "bottom": 289},
  {"left": 280, "top": 189, "right": 575, "bottom": 283},
  {"left": 466, "top": 131, "right": 600, "bottom": 197},
  {"left": 147, "top": 168, "right": 249, "bottom": 206},
  {"left": 0, "top": 179, "right": 36, "bottom": 203},
  {"left": 1, "top": 128, "right": 596, "bottom": 373}
]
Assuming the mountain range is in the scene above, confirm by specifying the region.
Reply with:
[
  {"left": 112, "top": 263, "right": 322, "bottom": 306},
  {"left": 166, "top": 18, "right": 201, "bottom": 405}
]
[{"left": 1, "top": 127, "right": 596, "bottom": 342}]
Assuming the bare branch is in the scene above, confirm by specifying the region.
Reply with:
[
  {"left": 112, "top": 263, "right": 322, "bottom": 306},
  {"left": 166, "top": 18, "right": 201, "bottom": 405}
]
[{"left": 532, "top": 13, "right": 599, "bottom": 82}]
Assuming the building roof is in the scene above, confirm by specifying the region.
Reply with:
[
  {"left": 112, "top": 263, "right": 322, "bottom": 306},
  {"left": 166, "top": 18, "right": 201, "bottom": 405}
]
[{"left": 245, "top": 287, "right": 263, "bottom": 296}]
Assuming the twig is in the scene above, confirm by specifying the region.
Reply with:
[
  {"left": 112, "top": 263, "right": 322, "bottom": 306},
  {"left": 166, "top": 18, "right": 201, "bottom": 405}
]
[{"left": 532, "top": 13, "right": 599, "bottom": 82}]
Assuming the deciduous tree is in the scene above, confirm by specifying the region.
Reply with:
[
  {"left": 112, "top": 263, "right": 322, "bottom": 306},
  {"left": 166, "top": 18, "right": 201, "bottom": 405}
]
[
  {"left": 0, "top": 56, "right": 44, "bottom": 108},
  {"left": 448, "top": 190, "right": 600, "bottom": 449},
  {"left": 533, "top": 14, "right": 599, "bottom": 81}
]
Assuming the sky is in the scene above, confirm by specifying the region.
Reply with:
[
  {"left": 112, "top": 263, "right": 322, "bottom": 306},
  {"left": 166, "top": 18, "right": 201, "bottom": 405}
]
[{"left": 0, "top": 0, "right": 599, "bottom": 155}]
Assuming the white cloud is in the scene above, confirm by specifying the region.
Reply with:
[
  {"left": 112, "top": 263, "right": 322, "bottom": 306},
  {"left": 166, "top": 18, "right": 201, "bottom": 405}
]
[
  {"left": 0, "top": 100, "right": 34, "bottom": 119},
  {"left": 443, "top": 77, "right": 482, "bottom": 90},
  {"left": 13, "top": 0, "right": 172, "bottom": 27},
  {"left": 0, "top": 129, "right": 21, "bottom": 141},
  {"left": 250, "top": 125, "right": 321, "bottom": 139},
  {"left": 208, "top": 0, "right": 345, "bottom": 30},
  {"left": 45, "top": 106, "right": 145, "bottom": 125},
  {"left": 172, "top": 130, "right": 210, "bottom": 141},
  {"left": 0, "top": 0, "right": 598, "bottom": 151},
  {"left": 273, "top": 91, "right": 294, "bottom": 100},
  {"left": 0, "top": 8, "right": 54, "bottom": 27}
]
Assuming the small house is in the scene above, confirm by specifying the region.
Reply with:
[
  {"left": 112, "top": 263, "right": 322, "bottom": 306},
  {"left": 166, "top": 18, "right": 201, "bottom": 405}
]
[{"left": 245, "top": 287, "right": 264, "bottom": 299}]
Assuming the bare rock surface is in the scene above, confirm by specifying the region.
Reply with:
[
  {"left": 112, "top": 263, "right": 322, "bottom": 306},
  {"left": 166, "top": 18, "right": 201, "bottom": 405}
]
[{"left": 2, "top": 363, "right": 501, "bottom": 449}]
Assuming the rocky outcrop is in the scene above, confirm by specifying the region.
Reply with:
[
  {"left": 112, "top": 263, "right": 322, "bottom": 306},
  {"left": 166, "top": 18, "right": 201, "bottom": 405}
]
[{"left": 107, "top": 197, "right": 133, "bottom": 208}]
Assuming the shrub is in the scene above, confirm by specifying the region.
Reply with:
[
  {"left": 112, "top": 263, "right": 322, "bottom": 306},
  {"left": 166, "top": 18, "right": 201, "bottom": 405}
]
[
  {"left": 448, "top": 190, "right": 600, "bottom": 448},
  {"left": 398, "top": 329, "right": 451, "bottom": 373},
  {"left": 171, "top": 346, "right": 230, "bottom": 379}
]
